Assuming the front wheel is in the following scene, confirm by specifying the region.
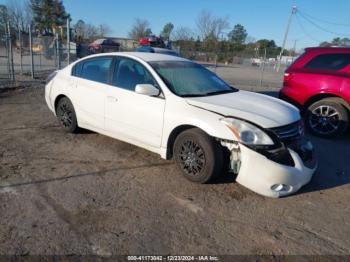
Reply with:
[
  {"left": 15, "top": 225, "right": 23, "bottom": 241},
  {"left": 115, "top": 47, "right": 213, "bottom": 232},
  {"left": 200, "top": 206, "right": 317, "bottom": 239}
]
[
  {"left": 173, "top": 128, "right": 224, "bottom": 183},
  {"left": 305, "top": 98, "right": 349, "bottom": 138}
]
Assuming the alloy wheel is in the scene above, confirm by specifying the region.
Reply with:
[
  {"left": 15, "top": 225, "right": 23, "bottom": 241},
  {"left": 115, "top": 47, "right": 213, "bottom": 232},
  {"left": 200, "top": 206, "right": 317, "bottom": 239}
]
[
  {"left": 308, "top": 105, "right": 340, "bottom": 135},
  {"left": 58, "top": 103, "right": 73, "bottom": 128},
  {"left": 178, "top": 140, "right": 206, "bottom": 176}
]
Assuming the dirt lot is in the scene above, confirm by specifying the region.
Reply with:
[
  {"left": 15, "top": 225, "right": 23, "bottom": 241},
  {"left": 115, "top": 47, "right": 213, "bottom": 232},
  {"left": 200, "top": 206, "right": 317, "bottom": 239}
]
[{"left": 0, "top": 67, "right": 350, "bottom": 256}]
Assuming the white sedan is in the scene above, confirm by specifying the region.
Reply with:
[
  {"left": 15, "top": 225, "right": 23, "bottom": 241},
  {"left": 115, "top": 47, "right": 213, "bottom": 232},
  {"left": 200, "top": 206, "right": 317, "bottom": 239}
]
[{"left": 45, "top": 52, "right": 317, "bottom": 198}]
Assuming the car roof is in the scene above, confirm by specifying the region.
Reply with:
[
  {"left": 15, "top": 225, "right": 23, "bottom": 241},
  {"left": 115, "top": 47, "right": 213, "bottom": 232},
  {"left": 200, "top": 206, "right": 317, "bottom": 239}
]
[
  {"left": 305, "top": 47, "right": 350, "bottom": 52},
  {"left": 86, "top": 51, "right": 188, "bottom": 62}
]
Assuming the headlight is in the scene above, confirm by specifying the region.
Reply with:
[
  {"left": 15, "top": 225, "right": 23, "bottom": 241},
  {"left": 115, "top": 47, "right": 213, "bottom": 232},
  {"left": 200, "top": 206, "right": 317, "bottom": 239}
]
[{"left": 220, "top": 118, "right": 274, "bottom": 145}]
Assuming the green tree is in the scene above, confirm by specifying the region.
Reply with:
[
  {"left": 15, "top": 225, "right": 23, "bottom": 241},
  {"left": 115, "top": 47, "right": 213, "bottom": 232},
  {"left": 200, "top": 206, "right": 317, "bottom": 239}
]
[
  {"left": 255, "top": 39, "right": 277, "bottom": 49},
  {"left": 331, "top": 37, "right": 350, "bottom": 46},
  {"left": 255, "top": 39, "right": 282, "bottom": 56},
  {"left": 319, "top": 38, "right": 350, "bottom": 47},
  {"left": 228, "top": 24, "right": 247, "bottom": 44},
  {"left": 319, "top": 41, "right": 331, "bottom": 47},
  {"left": 30, "top": 0, "right": 69, "bottom": 34},
  {"left": 145, "top": 28, "right": 152, "bottom": 36},
  {"left": 160, "top": 22, "right": 174, "bottom": 40}
]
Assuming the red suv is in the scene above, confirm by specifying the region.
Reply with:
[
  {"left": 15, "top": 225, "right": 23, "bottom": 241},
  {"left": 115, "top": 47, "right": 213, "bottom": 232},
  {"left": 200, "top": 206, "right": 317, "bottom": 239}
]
[{"left": 279, "top": 47, "right": 350, "bottom": 138}]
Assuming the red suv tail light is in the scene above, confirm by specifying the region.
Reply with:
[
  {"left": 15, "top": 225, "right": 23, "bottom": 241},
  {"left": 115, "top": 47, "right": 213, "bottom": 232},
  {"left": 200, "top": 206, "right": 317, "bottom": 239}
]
[{"left": 283, "top": 72, "right": 293, "bottom": 87}]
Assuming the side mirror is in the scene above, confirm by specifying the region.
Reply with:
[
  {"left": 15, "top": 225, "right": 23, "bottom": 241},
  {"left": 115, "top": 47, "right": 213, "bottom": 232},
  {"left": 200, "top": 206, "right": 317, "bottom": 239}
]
[{"left": 135, "top": 84, "right": 160, "bottom": 96}]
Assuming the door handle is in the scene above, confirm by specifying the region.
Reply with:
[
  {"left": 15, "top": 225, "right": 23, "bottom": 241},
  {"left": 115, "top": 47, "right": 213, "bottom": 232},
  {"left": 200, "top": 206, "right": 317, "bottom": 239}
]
[{"left": 107, "top": 96, "right": 118, "bottom": 102}]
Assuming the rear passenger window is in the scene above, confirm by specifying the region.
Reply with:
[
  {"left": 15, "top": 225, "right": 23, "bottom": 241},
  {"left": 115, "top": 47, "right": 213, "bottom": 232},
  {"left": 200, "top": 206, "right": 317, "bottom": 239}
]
[
  {"left": 305, "top": 54, "right": 350, "bottom": 71},
  {"left": 72, "top": 61, "right": 83, "bottom": 76},
  {"left": 72, "top": 57, "right": 113, "bottom": 84}
]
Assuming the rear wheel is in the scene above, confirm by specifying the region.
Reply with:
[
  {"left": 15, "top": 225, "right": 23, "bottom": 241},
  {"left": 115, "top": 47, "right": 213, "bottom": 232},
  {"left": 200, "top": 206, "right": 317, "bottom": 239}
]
[
  {"left": 56, "top": 97, "right": 78, "bottom": 133},
  {"left": 306, "top": 98, "right": 349, "bottom": 138},
  {"left": 173, "top": 128, "right": 224, "bottom": 183}
]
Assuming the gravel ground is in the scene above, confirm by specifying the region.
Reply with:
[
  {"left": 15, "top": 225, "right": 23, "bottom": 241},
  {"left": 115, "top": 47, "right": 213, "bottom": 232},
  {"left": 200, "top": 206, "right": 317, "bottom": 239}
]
[{"left": 0, "top": 68, "right": 350, "bottom": 256}]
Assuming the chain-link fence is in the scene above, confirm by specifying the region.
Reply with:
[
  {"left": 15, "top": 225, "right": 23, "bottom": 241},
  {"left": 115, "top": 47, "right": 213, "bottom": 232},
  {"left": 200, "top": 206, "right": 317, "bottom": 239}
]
[
  {"left": 176, "top": 46, "right": 293, "bottom": 71},
  {"left": 174, "top": 43, "right": 296, "bottom": 89},
  {"left": 14, "top": 31, "right": 77, "bottom": 78},
  {"left": 0, "top": 20, "right": 80, "bottom": 81},
  {"left": 0, "top": 23, "right": 14, "bottom": 80}
]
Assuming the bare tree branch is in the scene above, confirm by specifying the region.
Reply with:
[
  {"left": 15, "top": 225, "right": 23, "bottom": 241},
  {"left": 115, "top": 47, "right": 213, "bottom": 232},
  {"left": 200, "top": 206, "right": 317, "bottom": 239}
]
[
  {"left": 6, "top": 0, "right": 31, "bottom": 32},
  {"left": 196, "top": 10, "right": 229, "bottom": 41},
  {"left": 173, "top": 27, "right": 194, "bottom": 41},
  {"left": 128, "top": 18, "right": 151, "bottom": 40}
]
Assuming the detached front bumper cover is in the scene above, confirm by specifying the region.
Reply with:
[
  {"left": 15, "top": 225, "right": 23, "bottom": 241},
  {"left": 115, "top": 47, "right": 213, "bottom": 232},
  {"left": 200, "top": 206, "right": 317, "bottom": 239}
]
[{"left": 235, "top": 141, "right": 317, "bottom": 198}]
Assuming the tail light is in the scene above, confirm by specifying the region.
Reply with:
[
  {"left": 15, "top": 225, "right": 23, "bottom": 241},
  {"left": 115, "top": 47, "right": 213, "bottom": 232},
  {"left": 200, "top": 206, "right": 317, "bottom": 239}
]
[
  {"left": 283, "top": 72, "right": 293, "bottom": 87},
  {"left": 139, "top": 37, "right": 150, "bottom": 46},
  {"left": 46, "top": 70, "right": 58, "bottom": 84}
]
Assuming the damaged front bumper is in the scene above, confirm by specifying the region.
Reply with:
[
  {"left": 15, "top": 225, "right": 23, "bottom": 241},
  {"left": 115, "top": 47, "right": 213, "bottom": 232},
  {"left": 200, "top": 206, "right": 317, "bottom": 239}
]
[{"left": 222, "top": 138, "right": 317, "bottom": 198}]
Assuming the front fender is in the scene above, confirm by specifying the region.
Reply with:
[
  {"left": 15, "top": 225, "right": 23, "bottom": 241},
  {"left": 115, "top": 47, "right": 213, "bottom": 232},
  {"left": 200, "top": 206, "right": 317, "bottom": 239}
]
[{"left": 161, "top": 99, "right": 236, "bottom": 151}]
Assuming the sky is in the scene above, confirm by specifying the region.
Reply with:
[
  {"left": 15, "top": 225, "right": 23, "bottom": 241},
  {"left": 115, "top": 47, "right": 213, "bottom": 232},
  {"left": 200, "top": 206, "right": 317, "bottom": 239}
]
[{"left": 3, "top": 0, "right": 350, "bottom": 50}]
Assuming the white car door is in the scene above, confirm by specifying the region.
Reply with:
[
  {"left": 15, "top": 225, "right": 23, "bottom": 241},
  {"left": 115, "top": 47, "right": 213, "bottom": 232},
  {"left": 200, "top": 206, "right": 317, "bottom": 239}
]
[
  {"left": 72, "top": 56, "right": 113, "bottom": 129},
  {"left": 105, "top": 57, "right": 165, "bottom": 148}
]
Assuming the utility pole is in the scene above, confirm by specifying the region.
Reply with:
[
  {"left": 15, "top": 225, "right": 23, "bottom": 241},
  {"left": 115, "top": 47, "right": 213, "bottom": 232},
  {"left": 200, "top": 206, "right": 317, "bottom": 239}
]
[
  {"left": 7, "top": 22, "right": 15, "bottom": 81},
  {"left": 67, "top": 18, "right": 70, "bottom": 65},
  {"left": 19, "top": 24, "right": 23, "bottom": 74},
  {"left": 292, "top": 39, "right": 298, "bottom": 62},
  {"left": 56, "top": 33, "right": 61, "bottom": 69},
  {"left": 259, "top": 48, "right": 267, "bottom": 88},
  {"left": 29, "top": 24, "right": 34, "bottom": 79},
  {"left": 276, "top": 5, "right": 297, "bottom": 72},
  {"left": 293, "top": 39, "right": 298, "bottom": 54}
]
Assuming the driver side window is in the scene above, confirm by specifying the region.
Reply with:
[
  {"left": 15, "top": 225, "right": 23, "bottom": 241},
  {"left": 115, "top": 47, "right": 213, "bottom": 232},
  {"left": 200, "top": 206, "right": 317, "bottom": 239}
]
[{"left": 112, "top": 57, "right": 157, "bottom": 91}]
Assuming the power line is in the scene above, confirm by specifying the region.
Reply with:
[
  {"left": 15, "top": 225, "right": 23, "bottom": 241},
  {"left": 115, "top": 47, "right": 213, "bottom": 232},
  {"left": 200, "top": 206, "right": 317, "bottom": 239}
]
[
  {"left": 276, "top": 6, "right": 297, "bottom": 72},
  {"left": 297, "top": 11, "right": 350, "bottom": 37},
  {"left": 298, "top": 9, "right": 350, "bottom": 27},
  {"left": 295, "top": 15, "right": 322, "bottom": 43}
]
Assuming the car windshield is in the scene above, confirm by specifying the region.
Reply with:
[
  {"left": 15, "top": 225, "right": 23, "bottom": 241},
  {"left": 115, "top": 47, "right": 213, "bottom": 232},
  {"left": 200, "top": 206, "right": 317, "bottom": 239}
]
[{"left": 150, "top": 61, "right": 237, "bottom": 97}]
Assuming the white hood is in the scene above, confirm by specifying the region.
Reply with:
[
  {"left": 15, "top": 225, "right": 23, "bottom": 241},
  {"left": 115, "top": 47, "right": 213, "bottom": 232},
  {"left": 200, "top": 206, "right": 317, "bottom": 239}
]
[{"left": 186, "top": 90, "right": 300, "bottom": 128}]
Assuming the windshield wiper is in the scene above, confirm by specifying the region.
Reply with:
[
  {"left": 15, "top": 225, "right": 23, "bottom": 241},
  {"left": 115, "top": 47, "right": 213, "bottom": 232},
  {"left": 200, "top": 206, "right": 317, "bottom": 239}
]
[
  {"left": 180, "top": 90, "right": 236, "bottom": 98},
  {"left": 204, "top": 89, "right": 236, "bottom": 96}
]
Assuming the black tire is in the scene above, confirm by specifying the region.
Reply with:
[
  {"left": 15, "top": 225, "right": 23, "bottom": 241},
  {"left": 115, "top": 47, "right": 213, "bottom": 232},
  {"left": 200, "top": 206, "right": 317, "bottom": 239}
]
[
  {"left": 56, "top": 97, "right": 79, "bottom": 133},
  {"left": 173, "top": 128, "right": 224, "bottom": 183},
  {"left": 305, "top": 98, "right": 349, "bottom": 138}
]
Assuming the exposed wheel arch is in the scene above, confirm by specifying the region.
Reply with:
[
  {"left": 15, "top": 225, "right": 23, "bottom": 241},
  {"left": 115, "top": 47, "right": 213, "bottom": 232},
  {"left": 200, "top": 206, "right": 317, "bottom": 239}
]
[
  {"left": 54, "top": 95, "right": 68, "bottom": 113},
  {"left": 304, "top": 94, "right": 350, "bottom": 112},
  {"left": 166, "top": 125, "right": 203, "bottom": 160}
]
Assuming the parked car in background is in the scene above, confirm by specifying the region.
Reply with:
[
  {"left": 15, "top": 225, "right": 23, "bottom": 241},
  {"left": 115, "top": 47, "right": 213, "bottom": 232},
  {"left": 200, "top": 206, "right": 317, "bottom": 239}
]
[
  {"left": 251, "top": 58, "right": 262, "bottom": 66},
  {"left": 136, "top": 45, "right": 179, "bottom": 56},
  {"left": 280, "top": 47, "right": 350, "bottom": 138},
  {"left": 88, "top": 38, "right": 120, "bottom": 54},
  {"left": 136, "top": 35, "right": 179, "bottom": 56},
  {"left": 45, "top": 52, "right": 316, "bottom": 198},
  {"left": 139, "top": 35, "right": 167, "bottom": 48}
]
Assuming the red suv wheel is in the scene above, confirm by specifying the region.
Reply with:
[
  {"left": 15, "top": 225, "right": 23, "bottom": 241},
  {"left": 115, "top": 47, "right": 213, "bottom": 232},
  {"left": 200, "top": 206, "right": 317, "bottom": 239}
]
[{"left": 305, "top": 98, "right": 349, "bottom": 137}]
